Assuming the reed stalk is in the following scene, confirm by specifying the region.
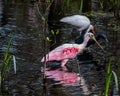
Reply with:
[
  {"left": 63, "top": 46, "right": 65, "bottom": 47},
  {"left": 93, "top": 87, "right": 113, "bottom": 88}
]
[{"left": 79, "top": 0, "right": 83, "bottom": 13}]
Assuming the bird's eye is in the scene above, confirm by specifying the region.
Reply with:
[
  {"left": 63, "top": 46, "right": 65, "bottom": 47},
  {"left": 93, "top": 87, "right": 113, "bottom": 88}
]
[{"left": 90, "top": 34, "right": 94, "bottom": 38}]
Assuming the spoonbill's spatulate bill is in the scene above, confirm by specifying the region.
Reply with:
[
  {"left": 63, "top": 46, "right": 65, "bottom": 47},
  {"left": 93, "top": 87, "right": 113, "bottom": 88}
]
[{"left": 41, "top": 32, "right": 103, "bottom": 67}]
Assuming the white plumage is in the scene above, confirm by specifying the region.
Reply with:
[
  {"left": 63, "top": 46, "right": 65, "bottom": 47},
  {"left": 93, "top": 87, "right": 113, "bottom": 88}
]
[{"left": 60, "top": 15, "right": 94, "bottom": 33}]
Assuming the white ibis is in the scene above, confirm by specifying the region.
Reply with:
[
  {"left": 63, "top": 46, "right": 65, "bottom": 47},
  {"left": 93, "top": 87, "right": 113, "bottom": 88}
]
[{"left": 60, "top": 15, "right": 94, "bottom": 34}]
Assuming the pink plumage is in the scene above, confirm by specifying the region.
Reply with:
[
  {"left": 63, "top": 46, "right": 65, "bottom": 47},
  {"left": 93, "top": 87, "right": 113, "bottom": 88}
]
[
  {"left": 41, "top": 32, "right": 103, "bottom": 67},
  {"left": 41, "top": 44, "right": 81, "bottom": 67}
]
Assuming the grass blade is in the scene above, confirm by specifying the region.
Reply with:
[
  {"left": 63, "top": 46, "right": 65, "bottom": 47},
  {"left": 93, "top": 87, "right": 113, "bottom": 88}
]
[
  {"left": 112, "top": 71, "right": 119, "bottom": 92},
  {"left": 105, "top": 72, "right": 112, "bottom": 96},
  {"left": 107, "top": 60, "right": 111, "bottom": 74},
  {"left": 13, "top": 55, "right": 17, "bottom": 74}
]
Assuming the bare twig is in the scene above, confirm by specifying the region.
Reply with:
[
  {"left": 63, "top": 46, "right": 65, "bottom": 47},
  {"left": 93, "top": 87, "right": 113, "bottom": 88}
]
[{"left": 35, "top": 1, "right": 55, "bottom": 96}]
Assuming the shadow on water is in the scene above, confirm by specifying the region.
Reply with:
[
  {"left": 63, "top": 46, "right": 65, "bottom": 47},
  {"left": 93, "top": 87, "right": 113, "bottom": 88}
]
[{"left": 0, "top": 0, "right": 120, "bottom": 96}]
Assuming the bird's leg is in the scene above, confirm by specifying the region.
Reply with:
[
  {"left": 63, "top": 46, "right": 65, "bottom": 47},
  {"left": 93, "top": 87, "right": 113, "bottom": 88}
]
[{"left": 61, "top": 59, "right": 69, "bottom": 67}]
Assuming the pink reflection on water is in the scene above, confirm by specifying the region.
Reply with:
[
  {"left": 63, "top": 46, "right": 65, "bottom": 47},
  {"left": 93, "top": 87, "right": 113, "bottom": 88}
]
[
  {"left": 41, "top": 66, "right": 80, "bottom": 86},
  {"left": 41, "top": 66, "right": 90, "bottom": 94},
  {"left": 46, "top": 68, "right": 80, "bottom": 85}
]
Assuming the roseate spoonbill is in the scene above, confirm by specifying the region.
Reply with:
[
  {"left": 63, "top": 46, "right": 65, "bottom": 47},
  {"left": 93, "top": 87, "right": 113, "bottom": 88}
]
[
  {"left": 75, "top": 32, "right": 109, "bottom": 47},
  {"left": 41, "top": 32, "right": 103, "bottom": 67},
  {"left": 60, "top": 15, "right": 94, "bottom": 34}
]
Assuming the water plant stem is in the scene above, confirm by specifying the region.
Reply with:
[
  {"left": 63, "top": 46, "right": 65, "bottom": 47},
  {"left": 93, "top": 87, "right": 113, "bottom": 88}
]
[{"left": 79, "top": 0, "right": 83, "bottom": 13}]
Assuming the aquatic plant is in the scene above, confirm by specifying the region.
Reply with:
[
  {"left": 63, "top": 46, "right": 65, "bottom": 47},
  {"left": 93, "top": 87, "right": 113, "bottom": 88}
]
[
  {"left": 64, "top": 0, "right": 70, "bottom": 8},
  {"left": 79, "top": 0, "right": 83, "bottom": 13},
  {"left": 100, "top": 0, "right": 120, "bottom": 18},
  {"left": 103, "top": 60, "right": 119, "bottom": 96},
  {"left": 1, "top": 38, "right": 13, "bottom": 94},
  {"left": 63, "top": 0, "right": 84, "bottom": 14},
  {"left": 0, "top": 38, "right": 16, "bottom": 96},
  {"left": 46, "top": 29, "right": 60, "bottom": 47},
  {"left": 99, "top": 0, "right": 104, "bottom": 9}
]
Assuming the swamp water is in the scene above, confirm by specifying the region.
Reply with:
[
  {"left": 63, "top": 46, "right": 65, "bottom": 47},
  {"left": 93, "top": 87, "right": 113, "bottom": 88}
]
[{"left": 0, "top": 1, "right": 120, "bottom": 96}]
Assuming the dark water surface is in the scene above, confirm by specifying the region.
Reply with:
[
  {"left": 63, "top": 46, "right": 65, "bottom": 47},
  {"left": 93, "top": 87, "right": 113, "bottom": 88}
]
[{"left": 0, "top": 0, "right": 120, "bottom": 96}]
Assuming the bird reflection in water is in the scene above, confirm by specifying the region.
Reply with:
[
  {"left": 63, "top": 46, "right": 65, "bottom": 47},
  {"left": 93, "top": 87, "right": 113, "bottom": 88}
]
[{"left": 41, "top": 66, "right": 90, "bottom": 94}]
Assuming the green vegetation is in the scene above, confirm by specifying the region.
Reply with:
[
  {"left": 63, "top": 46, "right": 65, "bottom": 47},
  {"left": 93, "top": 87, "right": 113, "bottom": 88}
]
[
  {"left": 0, "top": 38, "right": 13, "bottom": 95},
  {"left": 103, "top": 60, "right": 119, "bottom": 96},
  {"left": 100, "top": 0, "right": 120, "bottom": 18},
  {"left": 46, "top": 30, "right": 60, "bottom": 43},
  {"left": 63, "top": 0, "right": 84, "bottom": 14}
]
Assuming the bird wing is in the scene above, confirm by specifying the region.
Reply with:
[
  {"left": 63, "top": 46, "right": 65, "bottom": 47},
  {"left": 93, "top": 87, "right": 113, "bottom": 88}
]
[
  {"left": 41, "top": 44, "right": 80, "bottom": 62},
  {"left": 60, "top": 15, "right": 90, "bottom": 31}
]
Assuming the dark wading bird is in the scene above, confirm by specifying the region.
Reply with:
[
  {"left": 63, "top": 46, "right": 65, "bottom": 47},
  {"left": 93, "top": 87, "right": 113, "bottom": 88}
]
[{"left": 41, "top": 32, "right": 104, "bottom": 67}]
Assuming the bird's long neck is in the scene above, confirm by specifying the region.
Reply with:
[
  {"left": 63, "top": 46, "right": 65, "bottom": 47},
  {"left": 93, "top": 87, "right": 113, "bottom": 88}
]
[
  {"left": 81, "top": 34, "right": 90, "bottom": 47},
  {"left": 86, "top": 25, "right": 92, "bottom": 33}
]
